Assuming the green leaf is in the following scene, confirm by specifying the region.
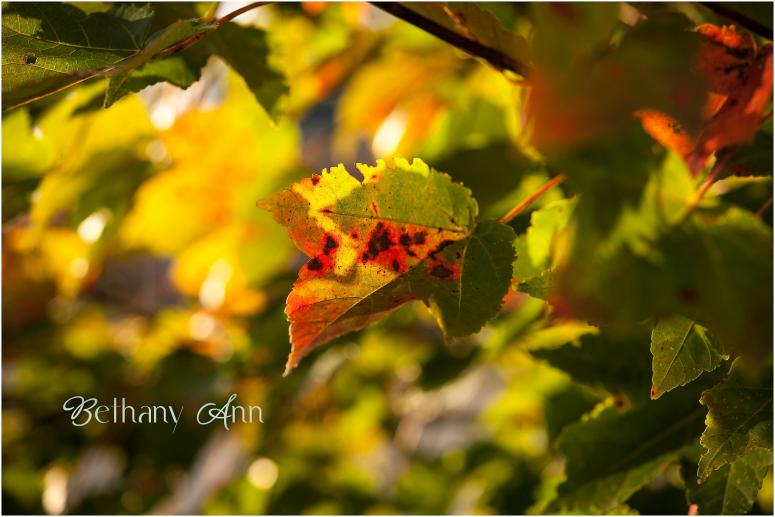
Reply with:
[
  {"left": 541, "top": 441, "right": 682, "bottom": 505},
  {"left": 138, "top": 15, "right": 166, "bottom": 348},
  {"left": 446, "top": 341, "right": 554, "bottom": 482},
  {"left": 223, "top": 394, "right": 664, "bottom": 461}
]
[
  {"left": 3, "top": 3, "right": 287, "bottom": 118},
  {"left": 525, "top": 198, "right": 575, "bottom": 267},
  {"left": 420, "top": 220, "right": 516, "bottom": 336},
  {"left": 511, "top": 197, "right": 576, "bottom": 299},
  {"left": 683, "top": 448, "right": 773, "bottom": 515},
  {"left": 650, "top": 316, "right": 727, "bottom": 400},
  {"left": 103, "top": 18, "right": 211, "bottom": 107},
  {"left": 531, "top": 331, "right": 653, "bottom": 403},
  {"left": 698, "top": 359, "right": 773, "bottom": 481},
  {"left": 259, "top": 158, "right": 514, "bottom": 374},
  {"left": 106, "top": 21, "right": 287, "bottom": 119},
  {"left": 103, "top": 55, "right": 204, "bottom": 108},
  {"left": 547, "top": 371, "right": 724, "bottom": 513},
  {"left": 2, "top": 2, "right": 153, "bottom": 109},
  {"left": 211, "top": 23, "right": 287, "bottom": 121}
]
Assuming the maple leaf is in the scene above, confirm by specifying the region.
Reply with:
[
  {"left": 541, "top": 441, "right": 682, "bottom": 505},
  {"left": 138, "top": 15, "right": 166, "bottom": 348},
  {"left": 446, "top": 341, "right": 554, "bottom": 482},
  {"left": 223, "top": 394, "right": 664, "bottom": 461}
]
[{"left": 258, "top": 158, "right": 515, "bottom": 374}]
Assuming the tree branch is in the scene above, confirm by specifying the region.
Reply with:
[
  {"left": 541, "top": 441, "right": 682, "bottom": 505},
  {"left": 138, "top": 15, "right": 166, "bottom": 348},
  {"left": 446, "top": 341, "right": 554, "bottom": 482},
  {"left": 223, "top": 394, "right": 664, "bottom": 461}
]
[
  {"left": 370, "top": 2, "right": 532, "bottom": 79},
  {"left": 700, "top": 3, "right": 773, "bottom": 40},
  {"left": 215, "top": 2, "right": 270, "bottom": 26}
]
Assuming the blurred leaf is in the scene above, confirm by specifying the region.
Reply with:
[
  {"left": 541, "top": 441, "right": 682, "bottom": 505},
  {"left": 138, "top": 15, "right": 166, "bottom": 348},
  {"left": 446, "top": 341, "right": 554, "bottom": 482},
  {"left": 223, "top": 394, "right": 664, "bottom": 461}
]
[
  {"left": 558, "top": 142, "right": 772, "bottom": 358},
  {"left": 691, "top": 26, "right": 773, "bottom": 165},
  {"left": 531, "top": 331, "right": 652, "bottom": 403},
  {"left": 683, "top": 448, "right": 773, "bottom": 515},
  {"left": 404, "top": 2, "right": 530, "bottom": 71},
  {"left": 433, "top": 142, "right": 535, "bottom": 209},
  {"left": 530, "top": 6, "right": 705, "bottom": 151},
  {"left": 650, "top": 316, "right": 727, "bottom": 400},
  {"left": 705, "top": 3, "right": 773, "bottom": 32},
  {"left": 120, "top": 77, "right": 299, "bottom": 254},
  {"left": 260, "top": 158, "right": 515, "bottom": 373},
  {"left": 513, "top": 197, "right": 576, "bottom": 282},
  {"left": 730, "top": 127, "right": 774, "bottom": 176},
  {"left": 698, "top": 359, "right": 773, "bottom": 481}
]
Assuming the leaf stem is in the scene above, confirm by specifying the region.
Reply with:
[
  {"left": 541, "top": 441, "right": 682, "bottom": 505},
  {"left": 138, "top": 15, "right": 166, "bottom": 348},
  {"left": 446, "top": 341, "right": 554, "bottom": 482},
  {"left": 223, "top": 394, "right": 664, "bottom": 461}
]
[
  {"left": 369, "top": 2, "right": 532, "bottom": 79},
  {"left": 499, "top": 173, "right": 567, "bottom": 224},
  {"left": 755, "top": 196, "right": 773, "bottom": 217}
]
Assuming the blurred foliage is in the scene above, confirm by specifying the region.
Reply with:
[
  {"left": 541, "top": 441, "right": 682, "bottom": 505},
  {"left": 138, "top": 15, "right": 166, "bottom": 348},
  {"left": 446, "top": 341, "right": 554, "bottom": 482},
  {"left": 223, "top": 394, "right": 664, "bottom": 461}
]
[{"left": 2, "top": 2, "right": 773, "bottom": 515}]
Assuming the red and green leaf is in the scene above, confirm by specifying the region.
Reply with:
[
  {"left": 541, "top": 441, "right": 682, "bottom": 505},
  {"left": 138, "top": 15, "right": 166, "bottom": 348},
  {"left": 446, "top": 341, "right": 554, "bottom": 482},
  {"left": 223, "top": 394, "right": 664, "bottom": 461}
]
[{"left": 259, "top": 158, "right": 515, "bottom": 374}]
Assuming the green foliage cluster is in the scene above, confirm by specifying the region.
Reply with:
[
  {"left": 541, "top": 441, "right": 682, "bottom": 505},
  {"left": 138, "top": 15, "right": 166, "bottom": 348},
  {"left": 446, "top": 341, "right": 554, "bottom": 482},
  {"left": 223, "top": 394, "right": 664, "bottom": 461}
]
[{"left": 2, "top": 2, "right": 772, "bottom": 515}]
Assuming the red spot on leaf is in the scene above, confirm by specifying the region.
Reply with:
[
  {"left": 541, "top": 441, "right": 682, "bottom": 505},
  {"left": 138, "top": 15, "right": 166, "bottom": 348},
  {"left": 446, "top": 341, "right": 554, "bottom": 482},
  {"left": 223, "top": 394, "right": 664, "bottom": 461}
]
[{"left": 301, "top": 233, "right": 340, "bottom": 278}]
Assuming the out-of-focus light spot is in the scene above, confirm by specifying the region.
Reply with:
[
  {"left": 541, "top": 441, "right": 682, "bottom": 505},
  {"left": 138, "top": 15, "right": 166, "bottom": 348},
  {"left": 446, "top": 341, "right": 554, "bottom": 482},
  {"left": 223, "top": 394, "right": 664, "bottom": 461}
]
[
  {"left": 396, "top": 362, "right": 420, "bottom": 382},
  {"left": 199, "top": 259, "right": 232, "bottom": 309},
  {"left": 145, "top": 139, "right": 169, "bottom": 163},
  {"left": 69, "top": 258, "right": 89, "bottom": 279},
  {"left": 189, "top": 311, "right": 217, "bottom": 341},
  {"left": 77, "top": 208, "right": 110, "bottom": 244},
  {"left": 33, "top": 125, "right": 44, "bottom": 140},
  {"left": 112, "top": 317, "right": 145, "bottom": 354},
  {"left": 372, "top": 110, "right": 407, "bottom": 157},
  {"left": 150, "top": 105, "right": 176, "bottom": 130},
  {"left": 247, "top": 457, "right": 278, "bottom": 490},
  {"left": 42, "top": 466, "right": 68, "bottom": 515}
]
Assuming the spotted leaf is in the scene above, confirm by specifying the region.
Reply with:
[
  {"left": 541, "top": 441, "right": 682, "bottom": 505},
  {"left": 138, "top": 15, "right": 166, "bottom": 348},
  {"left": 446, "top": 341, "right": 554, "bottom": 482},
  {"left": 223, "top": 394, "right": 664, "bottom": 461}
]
[{"left": 258, "top": 158, "right": 515, "bottom": 374}]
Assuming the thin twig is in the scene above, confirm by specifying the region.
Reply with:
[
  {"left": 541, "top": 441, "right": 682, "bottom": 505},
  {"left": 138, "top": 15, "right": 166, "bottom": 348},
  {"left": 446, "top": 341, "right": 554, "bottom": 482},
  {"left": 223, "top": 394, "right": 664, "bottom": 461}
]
[
  {"left": 499, "top": 174, "right": 567, "bottom": 224},
  {"left": 700, "top": 2, "right": 773, "bottom": 40},
  {"left": 755, "top": 196, "right": 773, "bottom": 217},
  {"left": 154, "top": 3, "right": 270, "bottom": 60},
  {"left": 370, "top": 2, "right": 532, "bottom": 79}
]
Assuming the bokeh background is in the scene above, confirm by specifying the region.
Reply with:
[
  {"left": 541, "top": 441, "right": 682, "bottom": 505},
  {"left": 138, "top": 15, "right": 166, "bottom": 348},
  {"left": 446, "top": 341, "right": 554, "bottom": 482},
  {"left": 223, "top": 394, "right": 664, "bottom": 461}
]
[{"left": 2, "top": 2, "right": 773, "bottom": 514}]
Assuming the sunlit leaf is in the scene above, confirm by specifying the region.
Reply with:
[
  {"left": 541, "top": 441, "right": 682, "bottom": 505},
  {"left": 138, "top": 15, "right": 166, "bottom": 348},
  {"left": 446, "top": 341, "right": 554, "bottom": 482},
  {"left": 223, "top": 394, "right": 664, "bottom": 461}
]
[
  {"left": 2, "top": 3, "right": 154, "bottom": 109},
  {"left": 683, "top": 448, "right": 773, "bottom": 515},
  {"left": 650, "top": 316, "right": 727, "bottom": 400},
  {"left": 698, "top": 359, "right": 773, "bottom": 481},
  {"left": 259, "top": 158, "right": 515, "bottom": 373}
]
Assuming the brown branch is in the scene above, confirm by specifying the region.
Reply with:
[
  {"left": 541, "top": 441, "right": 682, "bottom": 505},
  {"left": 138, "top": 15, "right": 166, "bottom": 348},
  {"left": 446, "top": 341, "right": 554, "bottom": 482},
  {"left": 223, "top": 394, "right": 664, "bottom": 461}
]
[
  {"left": 370, "top": 2, "right": 532, "bottom": 79},
  {"left": 215, "top": 2, "right": 270, "bottom": 26},
  {"left": 499, "top": 174, "right": 567, "bottom": 224},
  {"left": 700, "top": 3, "right": 773, "bottom": 40}
]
